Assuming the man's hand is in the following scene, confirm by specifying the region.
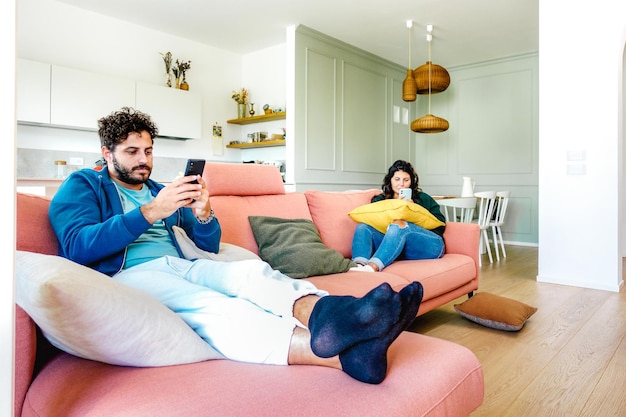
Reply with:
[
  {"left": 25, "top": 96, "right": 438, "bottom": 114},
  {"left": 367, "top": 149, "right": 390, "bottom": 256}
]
[
  {"left": 185, "top": 176, "right": 213, "bottom": 220},
  {"left": 140, "top": 175, "right": 211, "bottom": 224}
]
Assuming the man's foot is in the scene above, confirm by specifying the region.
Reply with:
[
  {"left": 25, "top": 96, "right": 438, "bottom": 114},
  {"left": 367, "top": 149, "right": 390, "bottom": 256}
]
[
  {"left": 309, "top": 282, "right": 401, "bottom": 358},
  {"left": 339, "top": 281, "right": 424, "bottom": 384}
]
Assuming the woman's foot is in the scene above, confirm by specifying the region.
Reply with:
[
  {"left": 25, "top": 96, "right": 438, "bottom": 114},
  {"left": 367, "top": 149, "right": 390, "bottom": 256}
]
[
  {"left": 368, "top": 262, "right": 380, "bottom": 272},
  {"left": 349, "top": 261, "right": 380, "bottom": 272},
  {"left": 349, "top": 264, "right": 375, "bottom": 272}
]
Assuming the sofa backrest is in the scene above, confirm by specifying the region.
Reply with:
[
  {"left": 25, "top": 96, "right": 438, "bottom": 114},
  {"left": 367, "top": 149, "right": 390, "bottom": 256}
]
[
  {"left": 304, "top": 189, "right": 381, "bottom": 257},
  {"left": 204, "top": 163, "right": 312, "bottom": 253}
]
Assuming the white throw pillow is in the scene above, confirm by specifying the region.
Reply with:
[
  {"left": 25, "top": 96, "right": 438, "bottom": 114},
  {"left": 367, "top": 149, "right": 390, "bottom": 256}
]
[
  {"left": 173, "top": 226, "right": 260, "bottom": 261},
  {"left": 15, "top": 251, "right": 224, "bottom": 366}
]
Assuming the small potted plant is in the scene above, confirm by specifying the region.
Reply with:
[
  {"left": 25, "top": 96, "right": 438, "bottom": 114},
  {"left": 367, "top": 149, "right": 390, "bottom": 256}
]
[
  {"left": 175, "top": 60, "right": 191, "bottom": 90},
  {"left": 232, "top": 88, "right": 248, "bottom": 118}
]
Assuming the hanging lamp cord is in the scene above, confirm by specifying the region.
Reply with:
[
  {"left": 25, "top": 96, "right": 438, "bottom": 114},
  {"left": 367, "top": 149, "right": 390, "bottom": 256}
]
[
  {"left": 408, "top": 26, "right": 412, "bottom": 69},
  {"left": 427, "top": 38, "right": 433, "bottom": 114}
]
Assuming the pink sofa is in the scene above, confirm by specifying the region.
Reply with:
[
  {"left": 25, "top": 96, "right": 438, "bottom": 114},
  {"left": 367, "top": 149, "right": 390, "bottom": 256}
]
[{"left": 14, "top": 162, "right": 483, "bottom": 417}]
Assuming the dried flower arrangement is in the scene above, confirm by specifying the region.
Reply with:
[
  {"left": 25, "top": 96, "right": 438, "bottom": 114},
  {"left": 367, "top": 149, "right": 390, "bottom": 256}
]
[
  {"left": 173, "top": 59, "right": 191, "bottom": 82},
  {"left": 232, "top": 88, "right": 248, "bottom": 104},
  {"left": 160, "top": 52, "right": 191, "bottom": 89}
]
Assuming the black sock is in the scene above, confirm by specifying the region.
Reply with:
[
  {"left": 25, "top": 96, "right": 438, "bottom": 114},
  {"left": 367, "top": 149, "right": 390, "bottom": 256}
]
[
  {"left": 339, "top": 281, "right": 424, "bottom": 384},
  {"left": 309, "top": 282, "right": 401, "bottom": 358}
]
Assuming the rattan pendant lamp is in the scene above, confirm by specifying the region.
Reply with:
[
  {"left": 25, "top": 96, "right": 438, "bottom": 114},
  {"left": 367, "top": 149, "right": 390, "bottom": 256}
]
[
  {"left": 413, "top": 25, "right": 450, "bottom": 94},
  {"left": 402, "top": 20, "right": 417, "bottom": 102},
  {"left": 411, "top": 25, "right": 449, "bottom": 133}
]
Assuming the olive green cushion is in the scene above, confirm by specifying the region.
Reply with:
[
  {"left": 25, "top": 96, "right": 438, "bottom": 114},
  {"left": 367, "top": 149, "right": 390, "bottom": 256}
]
[{"left": 249, "top": 216, "right": 355, "bottom": 278}]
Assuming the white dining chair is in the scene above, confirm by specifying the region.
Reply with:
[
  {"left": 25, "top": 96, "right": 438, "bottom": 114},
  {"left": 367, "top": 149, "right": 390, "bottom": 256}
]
[
  {"left": 474, "top": 191, "right": 497, "bottom": 266},
  {"left": 437, "top": 197, "right": 477, "bottom": 223},
  {"left": 490, "top": 191, "right": 511, "bottom": 261}
]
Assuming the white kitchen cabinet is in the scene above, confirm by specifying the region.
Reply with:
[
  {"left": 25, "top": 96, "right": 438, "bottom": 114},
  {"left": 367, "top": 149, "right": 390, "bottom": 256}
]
[
  {"left": 135, "top": 82, "right": 202, "bottom": 140},
  {"left": 50, "top": 66, "right": 136, "bottom": 130},
  {"left": 16, "top": 59, "right": 51, "bottom": 124},
  {"left": 16, "top": 61, "right": 202, "bottom": 139}
]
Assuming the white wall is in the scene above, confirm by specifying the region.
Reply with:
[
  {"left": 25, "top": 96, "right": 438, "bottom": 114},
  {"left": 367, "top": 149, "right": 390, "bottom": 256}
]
[{"left": 538, "top": 1, "right": 626, "bottom": 291}]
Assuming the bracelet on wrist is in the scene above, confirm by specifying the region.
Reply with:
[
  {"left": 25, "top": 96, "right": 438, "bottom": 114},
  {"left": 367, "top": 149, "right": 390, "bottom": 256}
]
[{"left": 196, "top": 208, "right": 215, "bottom": 224}]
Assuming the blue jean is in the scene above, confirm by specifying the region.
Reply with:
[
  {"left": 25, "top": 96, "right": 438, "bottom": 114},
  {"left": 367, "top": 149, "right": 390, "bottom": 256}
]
[{"left": 351, "top": 222, "right": 445, "bottom": 271}]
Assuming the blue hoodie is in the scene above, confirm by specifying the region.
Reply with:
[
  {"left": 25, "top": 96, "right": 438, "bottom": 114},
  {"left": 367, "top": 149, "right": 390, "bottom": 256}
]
[{"left": 48, "top": 166, "right": 221, "bottom": 277}]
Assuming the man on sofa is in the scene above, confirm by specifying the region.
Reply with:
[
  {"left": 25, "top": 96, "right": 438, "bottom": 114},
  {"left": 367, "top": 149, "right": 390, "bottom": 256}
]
[{"left": 48, "top": 107, "right": 423, "bottom": 384}]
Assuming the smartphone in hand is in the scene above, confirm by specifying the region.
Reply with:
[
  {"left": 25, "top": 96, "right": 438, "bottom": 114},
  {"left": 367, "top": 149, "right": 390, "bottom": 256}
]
[
  {"left": 399, "top": 188, "right": 412, "bottom": 201},
  {"left": 184, "top": 159, "right": 206, "bottom": 184}
]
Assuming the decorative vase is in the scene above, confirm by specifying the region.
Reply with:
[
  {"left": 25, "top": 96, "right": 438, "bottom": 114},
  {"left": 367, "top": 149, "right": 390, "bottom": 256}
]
[
  {"left": 461, "top": 177, "right": 476, "bottom": 197},
  {"left": 180, "top": 81, "right": 189, "bottom": 91},
  {"left": 237, "top": 103, "right": 246, "bottom": 118},
  {"left": 249, "top": 103, "right": 255, "bottom": 117},
  {"left": 165, "top": 73, "right": 172, "bottom": 88},
  {"left": 175, "top": 77, "right": 180, "bottom": 89}
]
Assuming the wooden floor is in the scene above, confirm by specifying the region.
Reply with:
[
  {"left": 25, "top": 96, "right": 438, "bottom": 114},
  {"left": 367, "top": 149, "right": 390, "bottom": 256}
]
[{"left": 408, "top": 245, "right": 626, "bottom": 417}]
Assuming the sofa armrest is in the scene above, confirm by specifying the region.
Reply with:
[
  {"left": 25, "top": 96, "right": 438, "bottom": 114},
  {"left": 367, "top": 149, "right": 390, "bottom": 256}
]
[
  {"left": 15, "top": 305, "right": 36, "bottom": 417},
  {"left": 442, "top": 222, "right": 480, "bottom": 274}
]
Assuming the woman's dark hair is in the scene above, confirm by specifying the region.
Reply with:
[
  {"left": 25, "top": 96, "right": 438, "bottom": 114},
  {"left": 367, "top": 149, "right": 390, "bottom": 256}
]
[
  {"left": 381, "top": 160, "right": 421, "bottom": 200},
  {"left": 97, "top": 107, "right": 159, "bottom": 151}
]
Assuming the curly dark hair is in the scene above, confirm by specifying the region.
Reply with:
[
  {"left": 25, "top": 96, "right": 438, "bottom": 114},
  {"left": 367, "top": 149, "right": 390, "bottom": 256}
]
[
  {"left": 97, "top": 107, "right": 159, "bottom": 151},
  {"left": 381, "top": 160, "right": 421, "bottom": 201}
]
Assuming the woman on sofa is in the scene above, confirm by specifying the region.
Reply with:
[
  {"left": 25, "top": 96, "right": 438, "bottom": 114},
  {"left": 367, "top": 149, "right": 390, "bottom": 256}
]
[
  {"left": 48, "top": 107, "right": 423, "bottom": 385},
  {"left": 351, "top": 160, "right": 446, "bottom": 272}
]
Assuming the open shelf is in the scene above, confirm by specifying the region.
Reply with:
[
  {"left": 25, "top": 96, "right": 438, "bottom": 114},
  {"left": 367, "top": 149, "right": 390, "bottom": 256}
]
[
  {"left": 227, "top": 111, "right": 286, "bottom": 125},
  {"left": 226, "top": 139, "right": 286, "bottom": 149}
]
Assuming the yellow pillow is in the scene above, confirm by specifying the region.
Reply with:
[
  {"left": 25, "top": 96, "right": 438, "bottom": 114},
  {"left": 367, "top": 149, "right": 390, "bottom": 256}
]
[{"left": 348, "top": 199, "right": 445, "bottom": 233}]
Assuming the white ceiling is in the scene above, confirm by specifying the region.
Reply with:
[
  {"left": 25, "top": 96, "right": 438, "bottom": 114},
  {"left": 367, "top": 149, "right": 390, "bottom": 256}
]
[{"left": 57, "top": 0, "right": 538, "bottom": 68}]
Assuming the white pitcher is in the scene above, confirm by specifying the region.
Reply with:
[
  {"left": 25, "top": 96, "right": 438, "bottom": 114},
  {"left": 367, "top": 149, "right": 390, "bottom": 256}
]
[{"left": 461, "top": 176, "right": 475, "bottom": 197}]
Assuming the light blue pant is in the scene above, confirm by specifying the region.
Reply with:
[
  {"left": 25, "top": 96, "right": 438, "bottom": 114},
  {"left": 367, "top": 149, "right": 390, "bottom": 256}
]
[
  {"left": 114, "top": 256, "right": 327, "bottom": 365},
  {"left": 351, "top": 222, "right": 445, "bottom": 271}
]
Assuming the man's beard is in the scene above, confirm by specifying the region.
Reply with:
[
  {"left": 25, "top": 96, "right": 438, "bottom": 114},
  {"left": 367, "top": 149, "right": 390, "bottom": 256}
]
[{"left": 111, "top": 155, "right": 152, "bottom": 185}]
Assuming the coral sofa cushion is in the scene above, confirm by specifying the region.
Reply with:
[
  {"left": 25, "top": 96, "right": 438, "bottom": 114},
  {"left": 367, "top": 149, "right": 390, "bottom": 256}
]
[
  {"left": 15, "top": 251, "right": 223, "bottom": 366},
  {"left": 249, "top": 216, "right": 355, "bottom": 278},
  {"left": 22, "top": 332, "right": 484, "bottom": 417},
  {"left": 348, "top": 199, "right": 445, "bottom": 233},
  {"left": 205, "top": 161, "right": 314, "bottom": 255},
  {"left": 210, "top": 193, "right": 313, "bottom": 254},
  {"left": 204, "top": 162, "right": 285, "bottom": 196},
  {"left": 305, "top": 189, "right": 380, "bottom": 258}
]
